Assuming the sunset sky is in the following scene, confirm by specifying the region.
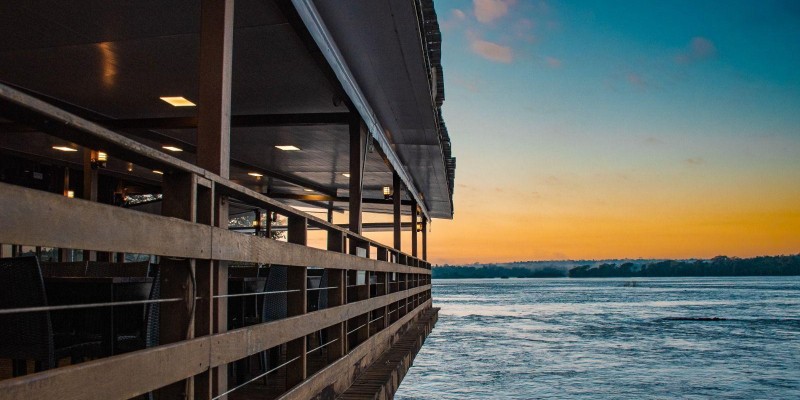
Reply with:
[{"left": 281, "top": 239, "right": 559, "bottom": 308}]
[{"left": 417, "top": 0, "right": 800, "bottom": 264}]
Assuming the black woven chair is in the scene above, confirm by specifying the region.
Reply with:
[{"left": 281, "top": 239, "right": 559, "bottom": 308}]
[
  {"left": 0, "top": 256, "right": 102, "bottom": 376},
  {"left": 40, "top": 261, "right": 87, "bottom": 277},
  {"left": 86, "top": 261, "right": 150, "bottom": 277},
  {"left": 258, "top": 265, "right": 288, "bottom": 382},
  {"left": 116, "top": 266, "right": 160, "bottom": 353}
]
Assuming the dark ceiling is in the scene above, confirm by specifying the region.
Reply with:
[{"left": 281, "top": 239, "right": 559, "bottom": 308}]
[{"left": 0, "top": 0, "right": 454, "bottom": 219}]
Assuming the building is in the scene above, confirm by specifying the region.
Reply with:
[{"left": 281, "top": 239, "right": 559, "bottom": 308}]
[{"left": 0, "top": 0, "right": 454, "bottom": 398}]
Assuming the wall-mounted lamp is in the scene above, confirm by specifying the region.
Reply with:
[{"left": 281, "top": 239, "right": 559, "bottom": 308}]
[
  {"left": 91, "top": 151, "right": 108, "bottom": 169},
  {"left": 383, "top": 186, "right": 392, "bottom": 200},
  {"left": 416, "top": 222, "right": 422, "bottom": 232}
]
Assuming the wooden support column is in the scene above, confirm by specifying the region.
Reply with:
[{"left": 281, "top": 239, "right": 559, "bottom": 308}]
[
  {"left": 422, "top": 217, "right": 428, "bottom": 261},
  {"left": 287, "top": 216, "right": 308, "bottom": 388},
  {"left": 326, "top": 230, "right": 346, "bottom": 359},
  {"left": 348, "top": 114, "right": 365, "bottom": 241},
  {"left": 82, "top": 150, "right": 98, "bottom": 262},
  {"left": 159, "top": 172, "right": 199, "bottom": 399},
  {"left": 254, "top": 209, "right": 262, "bottom": 236},
  {"left": 58, "top": 167, "right": 71, "bottom": 262},
  {"left": 392, "top": 171, "right": 401, "bottom": 253},
  {"left": 411, "top": 201, "right": 418, "bottom": 257},
  {"left": 194, "top": 0, "right": 233, "bottom": 397}
]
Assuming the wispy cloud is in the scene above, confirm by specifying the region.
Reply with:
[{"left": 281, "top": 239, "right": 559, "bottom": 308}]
[
  {"left": 545, "top": 56, "right": 562, "bottom": 68},
  {"left": 676, "top": 37, "right": 717, "bottom": 64},
  {"left": 452, "top": 74, "right": 481, "bottom": 93},
  {"left": 468, "top": 31, "right": 513, "bottom": 63},
  {"left": 474, "top": 0, "right": 516, "bottom": 24},
  {"left": 643, "top": 136, "right": 664, "bottom": 145},
  {"left": 513, "top": 18, "right": 536, "bottom": 42},
  {"left": 685, "top": 157, "right": 705, "bottom": 165},
  {"left": 627, "top": 73, "right": 646, "bottom": 87},
  {"left": 441, "top": 8, "right": 467, "bottom": 30}
]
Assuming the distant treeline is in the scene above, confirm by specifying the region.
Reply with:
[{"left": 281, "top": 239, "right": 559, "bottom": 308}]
[
  {"left": 432, "top": 265, "right": 566, "bottom": 279},
  {"left": 568, "top": 255, "right": 800, "bottom": 278}
]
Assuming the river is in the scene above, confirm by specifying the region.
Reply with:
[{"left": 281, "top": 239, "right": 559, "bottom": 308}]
[{"left": 396, "top": 277, "right": 800, "bottom": 399}]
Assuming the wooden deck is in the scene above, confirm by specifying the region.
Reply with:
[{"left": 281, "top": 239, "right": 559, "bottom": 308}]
[{"left": 337, "top": 308, "right": 439, "bottom": 400}]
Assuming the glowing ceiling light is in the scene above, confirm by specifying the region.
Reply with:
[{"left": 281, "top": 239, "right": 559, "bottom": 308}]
[
  {"left": 303, "top": 189, "right": 313, "bottom": 192},
  {"left": 53, "top": 146, "right": 78, "bottom": 152},
  {"left": 248, "top": 172, "right": 263, "bottom": 177},
  {"left": 97, "top": 152, "right": 108, "bottom": 162},
  {"left": 162, "top": 146, "right": 183, "bottom": 152},
  {"left": 152, "top": 170, "right": 164, "bottom": 175},
  {"left": 159, "top": 96, "right": 196, "bottom": 107},
  {"left": 275, "top": 145, "right": 300, "bottom": 151}
]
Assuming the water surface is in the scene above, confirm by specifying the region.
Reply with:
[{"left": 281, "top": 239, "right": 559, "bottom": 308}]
[{"left": 396, "top": 277, "right": 800, "bottom": 399}]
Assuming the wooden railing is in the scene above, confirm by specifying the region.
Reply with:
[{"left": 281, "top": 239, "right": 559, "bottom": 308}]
[{"left": 0, "top": 81, "right": 433, "bottom": 399}]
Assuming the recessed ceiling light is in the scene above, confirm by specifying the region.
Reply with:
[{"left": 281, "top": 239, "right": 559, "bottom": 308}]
[
  {"left": 153, "top": 170, "right": 164, "bottom": 175},
  {"left": 303, "top": 189, "right": 313, "bottom": 192},
  {"left": 53, "top": 146, "right": 78, "bottom": 152},
  {"left": 275, "top": 145, "right": 300, "bottom": 151},
  {"left": 162, "top": 146, "right": 183, "bottom": 152},
  {"left": 159, "top": 96, "right": 196, "bottom": 107},
  {"left": 343, "top": 173, "right": 351, "bottom": 178},
  {"left": 248, "top": 172, "right": 263, "bottom": 177}
]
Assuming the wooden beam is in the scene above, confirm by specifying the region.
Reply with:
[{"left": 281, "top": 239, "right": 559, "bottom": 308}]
[
  {"left": 287, "top": 215, "right": 308, "bottom": 387},
  {"left": 158, "top": 172, "right": 199, "bottom": 399},
  {"left": 411, "top": 200, "right": 418, "bottom": 258},
  {"left": 393, "top": 171, "right": 402, "bottom": 252},
  {"left": 195, "top": 0, "right": 234, "bottom": 396},
  {"left": 422, "top": 217, "right": 428, "bottom": 261},
  {"left": 265, "top": 193, "right": 415, "bottom": 206},
  {"left": 98, "top": 112, "right": 350, "bottom": 130},
  {"left": 348, "top": 114, "right": 365, "bottom": 236}
]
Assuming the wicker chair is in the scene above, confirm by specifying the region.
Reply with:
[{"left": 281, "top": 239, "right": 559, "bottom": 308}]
[
  {"left": 0, "top": 256, "right": 102, "bottom": 376},
  {"left": 40, "top": 261, "right": 87, "bottom": 277},
  {"left": 116, "top": 266, "right": 160, "bottom": 353},
  {"left": 259, "top": 265, "right": 288, "bottom": 382},
  {"left": 86, "top": 261, "right": 150, "bottom": 277}
]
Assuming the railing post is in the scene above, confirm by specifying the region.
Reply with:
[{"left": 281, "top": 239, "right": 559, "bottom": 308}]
[
  {"left": 159, "top": 172, "right": 199, "bottom": 399},
  {"left": 193, "top": 0, "right": 234, "bottom": 396},
  {"left": 392, "top": 171, "right": 402, "bottom": 251},
  {"left": 411, "top": 201, "right": 418, "bottom": 257},
  {"left": 326, "top": 229, "right": 346, "bottom": 359},
  {"left": 422, "top": 217, "right": 428, "bottom": 261},
  {"left": 286, "top": 216, "right": 308, "bottom": 388}
]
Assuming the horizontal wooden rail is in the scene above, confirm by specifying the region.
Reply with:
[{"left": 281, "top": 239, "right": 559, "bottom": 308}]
[
  {"left": 0, "top": 82, "right": 429, "bottom": 268},
  {"left": 0, "top": 287, "right": 431, "bottom": 400},
  {"left": 0, "top": 182, "right": 430, "bottom": 275},
  {"left": 0, "top": 337, "right": 211, "bottom": 400},
  {"left": 0, "top": 181, "right": 211, "bottom": 259},
  {"left": 210, "top": 285, "right": 430, "bottom": 367},
  {"left": 280, "top": 299, "right": 433, "bottom": 400},
  {"left": 212, "top": 229, "right": 429, "bottom": 274}
]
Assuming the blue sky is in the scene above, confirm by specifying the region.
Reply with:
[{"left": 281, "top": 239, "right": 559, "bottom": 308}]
[{"left": 428, "top": 0, "right": 800, "bottom": 263}]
